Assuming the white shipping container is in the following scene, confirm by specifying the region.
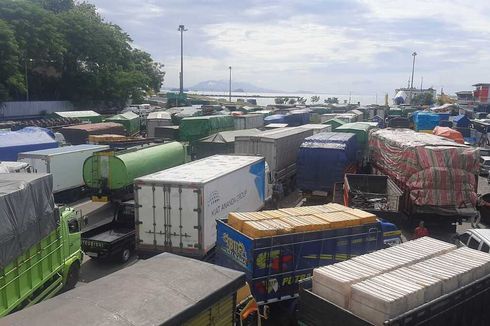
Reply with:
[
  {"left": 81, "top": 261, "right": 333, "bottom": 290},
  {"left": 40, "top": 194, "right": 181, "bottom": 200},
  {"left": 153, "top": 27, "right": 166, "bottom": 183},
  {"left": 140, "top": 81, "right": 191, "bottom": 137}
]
[
  {"left": 134, "top": 155, "right": 266, "bottom": 258},
  {"left": 233, "top": 114, "right": 264, "bottom": 130},
  {"left": 146, "top": 111, "right": 172, "bottom": 138},
  {"left": 18, "top": 144, "right": 109, "bottom": 193}
]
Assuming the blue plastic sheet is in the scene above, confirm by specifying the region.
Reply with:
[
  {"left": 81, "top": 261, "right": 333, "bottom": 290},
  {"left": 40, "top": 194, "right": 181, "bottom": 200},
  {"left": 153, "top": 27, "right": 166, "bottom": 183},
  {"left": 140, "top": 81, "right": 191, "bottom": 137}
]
[
  {"left": 264, "top": 114, "right": 286, "bottom": 125},
  {"left": 0, "top": 127, "right": 57, "bottom": 161},
  {"left": 297, "top": 132, "right": 357, "bottom": 192},
  {"left": 414, "top": 112, "right": 440, "bottom": 131}
]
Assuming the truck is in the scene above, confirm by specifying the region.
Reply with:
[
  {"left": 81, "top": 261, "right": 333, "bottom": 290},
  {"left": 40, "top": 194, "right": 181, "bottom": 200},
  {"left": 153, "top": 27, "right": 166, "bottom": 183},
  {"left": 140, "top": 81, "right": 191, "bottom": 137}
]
[
  {"left": 233, "top": 114, "right": 265, "bottom": 130},
  {"left": 235, "top": 127, "right": 314, "bottom": 198},
  {"left": 81, "top": 201, "right": 136, "bottom": 263},
  {"left": 18, "top": 144, "right": 109, "bottom": 199},
  {"left": 298, "top": 238, "right": 490, "bottom": 326},
  {"left": 215, "top": 203, "right": 401, "bottom": 323},
  {"left": 1, "top": 253, "right": 246, "bottom": 326},
  {"left": 369, "top": 129, "right": 479, "bottom": 231},
  {"left": 0, "top": 173, "right": 83, "bottom": 317},
  {"left": 134, "top": 155, "right": 267, "bottom": 258}
]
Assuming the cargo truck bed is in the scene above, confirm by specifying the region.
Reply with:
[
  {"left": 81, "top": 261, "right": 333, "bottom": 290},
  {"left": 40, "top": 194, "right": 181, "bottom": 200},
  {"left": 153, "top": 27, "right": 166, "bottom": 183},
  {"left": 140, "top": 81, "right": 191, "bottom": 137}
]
[
  {"left": 85, "top": 228, "right": 134, "bottom": 243},
  {"left": 298, "top": 273, "right": 490, "bottom": 326}
]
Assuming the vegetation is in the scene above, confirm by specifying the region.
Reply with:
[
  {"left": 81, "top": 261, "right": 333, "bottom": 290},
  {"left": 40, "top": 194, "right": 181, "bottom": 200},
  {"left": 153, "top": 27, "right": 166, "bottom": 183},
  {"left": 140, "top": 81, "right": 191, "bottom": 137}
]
[
  {"left": 0, "top": 0, "right": 164, "bottom": 107},
  {"left": 324, "top": 97, "right": 339, "bottom": 104},
  {"left": 310, "top": 95, "right": 320, "bottom": 103}
]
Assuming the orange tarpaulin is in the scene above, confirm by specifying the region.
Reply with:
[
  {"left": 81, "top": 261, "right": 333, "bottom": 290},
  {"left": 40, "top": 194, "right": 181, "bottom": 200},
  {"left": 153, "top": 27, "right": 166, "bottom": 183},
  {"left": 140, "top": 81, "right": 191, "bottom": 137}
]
[{"left": 433, "top": 126, "right": 464, "bottom": 144}]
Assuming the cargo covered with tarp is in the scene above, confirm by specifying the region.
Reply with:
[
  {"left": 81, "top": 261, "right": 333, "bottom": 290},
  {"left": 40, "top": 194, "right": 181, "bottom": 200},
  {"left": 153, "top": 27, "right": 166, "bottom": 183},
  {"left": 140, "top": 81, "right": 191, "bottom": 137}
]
[
  {"left": 432, "top": 126, "right": 464, "bottom": 144},
  {"left": 322, "top": 118, "right": 346, "bottom": 130},
  {"left": 0, "top": 173, "right": 57, "bottom": 268},
  {"left": 0, "top": 127, "right": 58, "bottom": 161},
  {"left": 369, "top": 129, "right": 479, "bottom": 215},
  {"left": 105, "top": 112, "right": 140, "bottom": 136},
  {"left": 297, "top": 132, "right": 358, "bottom": 192},
  {"left": 179, "top": 115, "right": 234, "bottom": 142},
  {"left": 335, "top": 122, "right": 376, "bottom": 150},
  {"left": 414, "top": 112, "right": 439, "bottom": 131},
  {"left": 60, "top": 122, "right": 126, "bottom": 145},
  {"left": 194, "top": 129, "right": 261, "bottom": 159}
]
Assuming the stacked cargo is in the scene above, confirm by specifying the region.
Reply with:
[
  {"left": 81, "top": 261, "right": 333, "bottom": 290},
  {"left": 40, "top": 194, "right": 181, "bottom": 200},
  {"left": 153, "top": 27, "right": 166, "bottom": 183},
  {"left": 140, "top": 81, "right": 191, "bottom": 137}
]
[
  {"left": 369, "top": 129, "right": 479, "bottom": 216},
  {"left": 228, "top": 203, "right": 376, "bottom": 238},
  {"left": 297, "top": 132, "right": 358, "bottom": 193},
  {"left": 311, "top": 239, "right": 490, "bottom": 326},
  {"left": 60, "top": 122, "right": 126, "bottom": 145}
]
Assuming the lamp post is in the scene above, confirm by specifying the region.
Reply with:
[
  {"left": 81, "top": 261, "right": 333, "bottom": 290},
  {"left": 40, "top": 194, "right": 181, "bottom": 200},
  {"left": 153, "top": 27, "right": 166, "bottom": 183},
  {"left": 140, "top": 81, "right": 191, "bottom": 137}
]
[
  {"left": 410, "top": 51, "right": 417, "bottom": 103},
  {"left": 178, "top": 25, "right": 187, "bottom": 95},
  {"left": 228, "top": 66, "right": 232, "bottom": 102}
]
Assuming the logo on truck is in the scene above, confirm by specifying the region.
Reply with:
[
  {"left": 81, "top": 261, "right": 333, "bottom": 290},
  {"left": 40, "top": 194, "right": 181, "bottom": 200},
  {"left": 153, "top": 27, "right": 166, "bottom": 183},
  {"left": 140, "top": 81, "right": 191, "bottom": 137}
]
[{"left": 222, "top": 233, "right": 247, "bottom": 266}]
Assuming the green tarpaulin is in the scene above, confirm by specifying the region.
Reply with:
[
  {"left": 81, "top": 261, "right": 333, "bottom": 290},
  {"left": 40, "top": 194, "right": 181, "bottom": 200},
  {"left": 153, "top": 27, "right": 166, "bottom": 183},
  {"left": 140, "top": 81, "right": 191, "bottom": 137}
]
[
  {"left": 106, "top": 112, "right": 141, "bottom": 135},
  {"left": 179, "top": 115, "right": 234, "bottom": 142}
]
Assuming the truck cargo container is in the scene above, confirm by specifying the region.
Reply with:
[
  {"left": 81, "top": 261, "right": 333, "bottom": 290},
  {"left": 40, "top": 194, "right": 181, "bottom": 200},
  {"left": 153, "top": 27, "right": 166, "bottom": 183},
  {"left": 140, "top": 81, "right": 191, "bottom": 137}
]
[
  {"left": 235, "top": 127, "right": 314, "bottom": 196},
  {"left": 18, "top": 145, "right": 109, "bottom": 195},
  {"left": 0, "top": 127, "right": 58, "bottom": 161},
  {"left": 286, "top": 110, "right": 310, "bottom": 126},
  {"left": 299, "top": 239, "right": 490, "bottom": 326},
  {"left": 299, "top": 124, "right": 332, "bottom": 134},
  {"left": 179, "top": 115, "right": 234, "bottom": 142},
  {"left": 60, "top": 122, "right": 125, "bottom": 145},
  {"left": 0, "top": 173, "right": 82, "bottom": 317},
  {"left": 1, "top": 253, "right": 245, "bottom": 326},
  {"left": 135, "top": 155, "right": 267, "bottom": 258},
  {"left": 105, "top": 111, "right": 141, "bottom": 136},
  {"left": 233, "top": 114, "right": 264, "bottom": 130},
  {"left": 83, "top": 142, "right": 185, "bottom": 197},
  {"left": 146, "top": 111, "right": 172, "bottom": 138},
  {"left": 369, "top": 129, "right": 479, "bottom": 230},
  {"left": 322, "top": 118, "right": 346, "bottom": 130},
  {"left": 342, "top": 174, "right": 403, "bottom": 216},
  {"left": 193, "top": 129, "right": 261, "bottom": 160},
  {"left": 297, "top": 132, "right": 358, "bottom": 194},
  {"left": 154, "top": 125, "right": 180, "bottom": 140},
  {"left": 264, "top": 114, "right": 287, "bottom": 125},
  {"left": 215, "top": 204, "right": 400, "bottom": 318},
  {"left": 53, "top": 110, "right": 102, "bottom": 123}
]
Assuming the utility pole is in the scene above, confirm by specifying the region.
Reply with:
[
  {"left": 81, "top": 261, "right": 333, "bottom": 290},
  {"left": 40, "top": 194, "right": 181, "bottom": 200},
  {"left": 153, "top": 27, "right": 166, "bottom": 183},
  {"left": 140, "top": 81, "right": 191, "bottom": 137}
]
[
  {"left": 228, "top": 66, "right": 232, "bottom": 102},
  {"left": 420, "top": 76, "right": 423, "bottom": 90},
  {"left": 25, "top": 60, "right": 29, "bottom": 101},
  {"left": 410, "top": 51, "right": 417, "bottom": 104},
  {"left": 178, "top": 25, "right": 187, "bottom": 95}
]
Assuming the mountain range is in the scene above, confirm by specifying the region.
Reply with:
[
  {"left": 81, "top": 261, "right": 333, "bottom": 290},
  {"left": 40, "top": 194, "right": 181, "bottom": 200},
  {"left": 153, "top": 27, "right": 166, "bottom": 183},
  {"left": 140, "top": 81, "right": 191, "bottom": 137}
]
[{"left": 189, "top": 80, "right": 279, "bottom": 93}]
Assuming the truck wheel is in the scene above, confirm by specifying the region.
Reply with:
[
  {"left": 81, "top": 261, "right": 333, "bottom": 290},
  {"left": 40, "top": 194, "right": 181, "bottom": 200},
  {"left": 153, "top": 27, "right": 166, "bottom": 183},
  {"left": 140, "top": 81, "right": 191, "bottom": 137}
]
[
  {"left": 120, "top": 248, "right": 131, "bottom": 263},
  {"left": 64, "top": 261, "right": 80, "bottom": 290}
]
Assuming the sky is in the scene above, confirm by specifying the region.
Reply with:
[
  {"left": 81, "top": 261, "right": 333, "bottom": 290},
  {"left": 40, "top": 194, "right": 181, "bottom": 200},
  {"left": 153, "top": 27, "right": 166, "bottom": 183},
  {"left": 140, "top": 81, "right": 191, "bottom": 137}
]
[{"left": 88, "top": 0, "right": 490, "bottom": 95}]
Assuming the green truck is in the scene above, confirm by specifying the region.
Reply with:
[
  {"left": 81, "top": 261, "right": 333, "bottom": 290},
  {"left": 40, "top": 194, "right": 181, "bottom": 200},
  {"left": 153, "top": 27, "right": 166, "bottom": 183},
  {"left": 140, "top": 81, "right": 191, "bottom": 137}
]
[{"left": 0, "top": 173, "right": 83, "bottom": 317}]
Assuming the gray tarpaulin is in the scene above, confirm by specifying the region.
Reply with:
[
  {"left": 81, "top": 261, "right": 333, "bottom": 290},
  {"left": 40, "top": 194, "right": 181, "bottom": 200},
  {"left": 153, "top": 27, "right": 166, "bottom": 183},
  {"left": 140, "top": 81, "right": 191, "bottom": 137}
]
[{"left": 0, "top": 173, "right": 57, "bottom": 268}]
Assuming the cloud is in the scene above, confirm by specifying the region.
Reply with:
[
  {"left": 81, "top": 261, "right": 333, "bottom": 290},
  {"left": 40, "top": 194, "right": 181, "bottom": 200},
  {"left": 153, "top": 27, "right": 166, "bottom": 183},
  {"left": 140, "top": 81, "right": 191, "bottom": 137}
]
[{"left": 87, "top": 0, "right": 490, "bottom": 95}]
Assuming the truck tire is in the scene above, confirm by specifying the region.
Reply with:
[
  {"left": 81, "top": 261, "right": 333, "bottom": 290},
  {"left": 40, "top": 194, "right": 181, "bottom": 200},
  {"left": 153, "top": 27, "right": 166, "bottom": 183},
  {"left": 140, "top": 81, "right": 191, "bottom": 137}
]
[
  {"left": 120, "top": 248, "right": 131, "bottom": 263},
  {"left": 64, "top": 261, "right": 80, "bottom": 290}
]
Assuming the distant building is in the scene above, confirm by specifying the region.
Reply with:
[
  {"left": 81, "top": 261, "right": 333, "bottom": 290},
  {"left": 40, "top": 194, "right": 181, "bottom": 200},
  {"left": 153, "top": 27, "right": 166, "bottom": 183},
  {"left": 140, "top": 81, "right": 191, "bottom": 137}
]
[
  {"left": 473, "top": 83, "right": 490, "bottom": 104},
  {"left": 455, "top": 91, "right": 475, "bottom": 110},
  {"left": 393, "top": 87, "right": 437, "bottom": 105}
]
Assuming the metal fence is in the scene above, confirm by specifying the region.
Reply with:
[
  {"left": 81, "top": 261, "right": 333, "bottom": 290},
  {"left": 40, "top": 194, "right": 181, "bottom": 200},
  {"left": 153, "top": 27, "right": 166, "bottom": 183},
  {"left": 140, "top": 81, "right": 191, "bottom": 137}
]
[{"left": 0, "top": 101, "right": 73, "bottom": 120}]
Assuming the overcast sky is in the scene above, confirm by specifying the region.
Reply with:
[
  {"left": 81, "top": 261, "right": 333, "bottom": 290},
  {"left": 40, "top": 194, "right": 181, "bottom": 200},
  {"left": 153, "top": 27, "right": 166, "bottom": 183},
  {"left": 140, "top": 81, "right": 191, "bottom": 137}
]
[{"left": 89, "top": 0, "right": 490, "bottom": 95}]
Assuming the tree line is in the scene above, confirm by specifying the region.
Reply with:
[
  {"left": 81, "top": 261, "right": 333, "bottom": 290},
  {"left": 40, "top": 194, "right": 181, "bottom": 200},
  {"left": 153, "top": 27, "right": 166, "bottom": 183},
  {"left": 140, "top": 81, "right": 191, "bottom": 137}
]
[{"left": 0, "top": 0, "right": 164, "bottom": 107}]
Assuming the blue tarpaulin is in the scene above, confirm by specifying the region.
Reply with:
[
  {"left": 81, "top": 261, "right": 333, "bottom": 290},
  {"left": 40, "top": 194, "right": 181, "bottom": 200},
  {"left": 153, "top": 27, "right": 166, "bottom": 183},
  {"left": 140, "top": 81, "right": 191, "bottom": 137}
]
[
  {"left": 453, "top": 114, "right": 471, "bottom": 137},
  {"left": 285, "top": 110, "right": 310, "bottom": 126},
  {"left": 0, "top": 127, "right": 57, "bottom": 161},
  {"left": 414, "top": 112, "right": 440, "bottom": 131},
  {"left": 297, "top": 132, "right": 357, "bottom": 192}
]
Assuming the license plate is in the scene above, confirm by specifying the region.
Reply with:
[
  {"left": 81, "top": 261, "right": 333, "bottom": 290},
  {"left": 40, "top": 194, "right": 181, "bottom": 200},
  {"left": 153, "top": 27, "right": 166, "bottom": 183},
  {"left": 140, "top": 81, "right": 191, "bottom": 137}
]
[{"left": 86, "top": 252, "right": 98, "bottom": 258}]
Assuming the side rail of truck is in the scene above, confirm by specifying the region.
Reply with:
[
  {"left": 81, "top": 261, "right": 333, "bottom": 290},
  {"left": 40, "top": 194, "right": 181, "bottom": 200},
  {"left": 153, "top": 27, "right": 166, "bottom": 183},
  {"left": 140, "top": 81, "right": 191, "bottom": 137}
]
[
  {"left": 0, "top": 207, "right": 83, "bottom": 317},
  {"left": 298, "top": 273, "right": 490, "bottom": 326}
]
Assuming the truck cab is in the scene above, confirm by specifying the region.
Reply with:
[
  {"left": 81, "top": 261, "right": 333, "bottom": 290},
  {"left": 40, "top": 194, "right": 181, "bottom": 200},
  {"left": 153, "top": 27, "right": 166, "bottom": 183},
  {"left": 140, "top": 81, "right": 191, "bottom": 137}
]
[{"left": 378, "top": 219, "right": 402, "bottom": 247}]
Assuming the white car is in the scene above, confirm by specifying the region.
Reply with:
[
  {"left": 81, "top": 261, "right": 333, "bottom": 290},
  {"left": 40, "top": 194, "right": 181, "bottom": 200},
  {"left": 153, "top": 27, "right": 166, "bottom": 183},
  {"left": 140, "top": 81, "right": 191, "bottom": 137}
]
[
  {"left": 480, "top": 156, "right": 490, "bottom": 176},
  {"left": 457, "top": 229, "right": 490, "bottom": 253}
]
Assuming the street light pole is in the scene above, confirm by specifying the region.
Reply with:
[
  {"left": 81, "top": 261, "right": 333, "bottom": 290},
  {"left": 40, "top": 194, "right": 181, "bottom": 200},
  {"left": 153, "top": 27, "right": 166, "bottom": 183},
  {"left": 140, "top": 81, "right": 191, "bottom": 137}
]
[
  {"left": 178, "top": 25, "right": 187, "bottom": 95},
  {"left": 410, "top": 51, "right": 417, "bottom": 104},
  {"left": 229, "top": 66, "right": 232, "bottom": 102}
]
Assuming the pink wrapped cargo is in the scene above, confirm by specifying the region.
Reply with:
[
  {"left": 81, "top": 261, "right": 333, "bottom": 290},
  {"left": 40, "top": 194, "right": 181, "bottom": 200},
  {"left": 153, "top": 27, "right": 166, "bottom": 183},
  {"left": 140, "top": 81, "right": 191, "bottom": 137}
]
[{"left": 369, "top": 129, "right": 478, "bottom": 230}]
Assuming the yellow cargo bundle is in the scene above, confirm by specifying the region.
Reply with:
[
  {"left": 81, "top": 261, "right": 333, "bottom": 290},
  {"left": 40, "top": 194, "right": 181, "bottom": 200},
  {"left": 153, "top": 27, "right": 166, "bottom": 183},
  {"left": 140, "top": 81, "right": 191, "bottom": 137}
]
[
  {"left": 322, "top": 203, "right": 351, "bottom": 212},
  {"left": 347, "top": 209, "right": 377, "bottom": 224},
  {"left": 279, "top": 206, "right": 330, "bottom": 216},
  {"left": 89, "top": 134, "right": 126, "bottom": 143},
  {"left": 241, "top": 219, "right": 293, "bottom": 238},
  {"left": 280, "top": 215, "right": 331, "bottom": 232},
  {"left": 228, "top": 211, "right": 285, "bottom": 231},
  {"left": 314, "top": 211, "right": 362, "bottom": 228}
]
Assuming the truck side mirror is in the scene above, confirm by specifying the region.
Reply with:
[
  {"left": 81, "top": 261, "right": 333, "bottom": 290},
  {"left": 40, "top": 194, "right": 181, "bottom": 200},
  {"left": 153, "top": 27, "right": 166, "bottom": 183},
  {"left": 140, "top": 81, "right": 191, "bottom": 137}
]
[{"left": 68, "top": 219, "right": 80, "bottom": 233}]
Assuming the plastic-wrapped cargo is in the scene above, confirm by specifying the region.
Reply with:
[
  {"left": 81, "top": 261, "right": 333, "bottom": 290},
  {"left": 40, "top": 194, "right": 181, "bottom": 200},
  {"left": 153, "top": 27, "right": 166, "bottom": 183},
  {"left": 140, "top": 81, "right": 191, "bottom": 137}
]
[
  {"left": 414, "top": 111, "right": 439, "bottom": 131},
  {"left": 105, "top": 111, "right": 141, "bottom": 136},
  {"left": 179, "top": 115, "right": 234, "bottom": 142},
  {"left": 0, "top": 174, "right": 57, "bottom": 268},
  {"left": 60, "top": 123, "right": 125, "bottom": 145},
  {"left": 297, "top": 132, "right": 358, "bottom": 192},
  {"left": 335, "top": 122, "right": 376, "bottom": 150},
  {"left": 432, "top": 126, "right": 464, "bottom": 144},
  {"left": 369, "top": 128, "right": 479, "bottom": 215},
  {"left": 0, "top": 127, "right": 57, "bottom": 161},
  {"left": 264, "top": 114, "right": 286, "bottom": 125}
]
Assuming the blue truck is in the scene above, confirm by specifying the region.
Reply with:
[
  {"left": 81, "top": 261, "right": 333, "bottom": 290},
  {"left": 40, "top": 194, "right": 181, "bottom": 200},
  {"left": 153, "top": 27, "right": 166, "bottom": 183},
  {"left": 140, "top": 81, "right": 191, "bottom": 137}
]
[{"left": 215, "top": 215, "right": 401, "bottom": 322}]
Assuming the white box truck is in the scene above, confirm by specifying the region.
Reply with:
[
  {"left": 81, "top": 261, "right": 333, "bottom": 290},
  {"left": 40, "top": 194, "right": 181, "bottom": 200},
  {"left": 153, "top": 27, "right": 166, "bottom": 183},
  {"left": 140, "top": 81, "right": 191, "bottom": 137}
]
[
  {"left": 134, "top": 155, "right": 266, "bottom": 258},
  {"left": 18, "top": 144, "right": 109, "bottom": 195}
]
